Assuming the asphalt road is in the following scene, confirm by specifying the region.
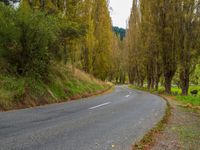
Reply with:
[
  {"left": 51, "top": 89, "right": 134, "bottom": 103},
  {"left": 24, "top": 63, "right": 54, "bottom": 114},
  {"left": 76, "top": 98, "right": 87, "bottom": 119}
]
[{"left": 0, "top": 85, "right": 166, "bottom": 150}]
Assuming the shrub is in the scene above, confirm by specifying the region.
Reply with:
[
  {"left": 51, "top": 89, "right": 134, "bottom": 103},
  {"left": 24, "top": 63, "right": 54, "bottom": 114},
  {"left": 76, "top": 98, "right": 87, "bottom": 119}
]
[{"left": 0, "top": 3, "right": 59, "bottom": 80}]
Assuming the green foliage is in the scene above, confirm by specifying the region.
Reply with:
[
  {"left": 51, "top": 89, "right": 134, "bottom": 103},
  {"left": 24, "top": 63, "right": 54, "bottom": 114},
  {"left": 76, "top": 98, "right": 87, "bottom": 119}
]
[
  {"left": 0, "top": 0, "right": 116, "bottom": 81},
  {"left": 92, "top": 0, "right": 113, "bottom": 80},
  {"left": 0, "top": 4, "right": 59, "bottom": 80},
  {"left": 171, "top": 86, "right": 200, "bottom": 97},
  {"left": 0, "top": 4, "right": 19, "bottom": 62},
  {"left": 190, "top": 65, "right": 200, "bottom": 85},
  {"left": 0, "top": 0, "right": 10, "bottom": 5},
  {"left": 169, "top": 85, "right": 200, "bottom": 106},
  {"left": 0, "top": 0, "right": 113, "bottom": 110},
  {"left": 176, "top": 96, "right": 200, "bottom": 106},
  {"left": 0, "top": 74, "right": 25, "bottom": 108},
  {"left": 60, "top": 19, "right": 87, "bottom": 40},
  {"left": 130, "top": 84, "right": 200, "bottom": 107},
  {"left": 126, "top": 0, "right": 200, "bottom": 95}
]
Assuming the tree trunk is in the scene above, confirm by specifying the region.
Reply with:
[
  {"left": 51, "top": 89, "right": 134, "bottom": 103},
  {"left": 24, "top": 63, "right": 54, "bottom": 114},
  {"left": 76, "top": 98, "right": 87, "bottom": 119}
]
[
  {"left": 151, "top": 77, "right": 154, "bottom": 89},
  {"left": 83, "top": 47, "right": 89, "bottom": 73},
  {"left": 128, "top": 72, "right": 134, "bottom": 84},
  {"left": 155, "top": 80, "right": 159, "bottom": 91},
  {"left": 164, "top": 75, "right": 172, "bottom": 94},
  {"left": 180, "top": 68, "right": 189, "bottom": 95},
  {"left": 122, "top": 73, "right": 126, "bottom": 84},
  {"left": 147, "top": 76, "right": 151, "bottom": 90},
  {"left": 116, "top": 77, "right": 119, "bottom": 84},
  {"left": 155, "top": 73, "right": 161, "bottom": 91},
  {"left": 140, "top": 79, "right": 144, "bottom": 87}
]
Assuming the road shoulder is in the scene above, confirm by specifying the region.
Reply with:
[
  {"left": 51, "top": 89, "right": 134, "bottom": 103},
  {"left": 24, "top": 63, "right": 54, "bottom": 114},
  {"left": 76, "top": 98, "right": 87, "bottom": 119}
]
[
  {"left": 133, "top": 95, "right": 200, "bottom": 150},
  {"left": 151, "top": 96, "right": 200, "bottom": 150},
  {"left": 129, "top": 85, "right": 200, "bottom": 150}
]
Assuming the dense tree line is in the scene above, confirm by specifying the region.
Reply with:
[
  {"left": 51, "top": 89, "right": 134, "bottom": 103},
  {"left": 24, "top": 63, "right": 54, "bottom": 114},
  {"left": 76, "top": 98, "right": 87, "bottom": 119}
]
[
  {"left": 111, "top": 26, "right": 127, "bottom": 83},
  {"left": 126, "top": 0, "right": 200, "bottom": 95},
  {"left": 0, "top": 0, "right": 123, "bottom": 81},
  {"left": 3, "top": 0, "right": 199, "bottom": 96}
]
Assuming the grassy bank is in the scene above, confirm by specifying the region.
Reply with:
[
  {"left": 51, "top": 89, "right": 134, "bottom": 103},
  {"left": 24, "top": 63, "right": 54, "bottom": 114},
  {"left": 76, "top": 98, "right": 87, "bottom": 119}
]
[
  {"left": 129, "top": 85, "right": 200, "bottom": 106},
  {"left": 0, "top": 63, "right": 110, "bottom": 111}
]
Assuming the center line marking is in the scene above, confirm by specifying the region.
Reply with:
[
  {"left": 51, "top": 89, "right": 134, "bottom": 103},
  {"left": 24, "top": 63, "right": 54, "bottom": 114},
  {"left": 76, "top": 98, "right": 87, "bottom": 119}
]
[
  {"left": 89, "top": 102, "right": 111, "bottom": 110},
  {"left": 125, "top": 95, "right": 130, "bottom": 98}
]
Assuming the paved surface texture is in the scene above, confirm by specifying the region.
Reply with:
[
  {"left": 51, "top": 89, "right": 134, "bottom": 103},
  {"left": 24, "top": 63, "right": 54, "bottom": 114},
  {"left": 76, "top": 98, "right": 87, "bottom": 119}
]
[{"left": 0, "top": 85, "right": 166, "bottom": 150}]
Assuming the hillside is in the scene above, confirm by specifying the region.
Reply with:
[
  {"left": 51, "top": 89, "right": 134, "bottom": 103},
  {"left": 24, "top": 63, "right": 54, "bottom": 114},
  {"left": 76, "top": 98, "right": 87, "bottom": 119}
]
[{"left": 0, "top": 63, "right": 110, "bottom": 111}]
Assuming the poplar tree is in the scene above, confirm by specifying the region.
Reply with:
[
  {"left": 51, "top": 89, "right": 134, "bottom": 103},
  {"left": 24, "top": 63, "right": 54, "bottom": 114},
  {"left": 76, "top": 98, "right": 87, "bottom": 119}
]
[
  {"left": 126, "top": 0, "right": 141, "bottom": 84},
  {"left": 126, "top": 0, "right": 200, "bottom": 94},
  {"left": 92, "top": 0, "right": 113, "bottom": 80},
  {"left": 177, "top": 0, "right": 200, "bottom": 95},
  {"left": 81, "top": 0, "right": 95, "bottom": 73}
]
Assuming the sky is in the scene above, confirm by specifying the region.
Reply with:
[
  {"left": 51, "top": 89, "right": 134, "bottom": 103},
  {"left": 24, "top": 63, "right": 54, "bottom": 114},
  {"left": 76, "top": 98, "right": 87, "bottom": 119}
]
[
  {"left": 12, "top": 0, "right": 132, "bottom": 28},
  {"left": 109, "top": 0, "right": 133, "bottom": 28}
]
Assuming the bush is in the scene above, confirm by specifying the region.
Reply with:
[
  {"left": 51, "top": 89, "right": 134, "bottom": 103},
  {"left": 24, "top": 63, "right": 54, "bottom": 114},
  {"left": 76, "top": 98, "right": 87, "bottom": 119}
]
[{"left": 0, "top": 3, "right": 59, "bottom": 80}]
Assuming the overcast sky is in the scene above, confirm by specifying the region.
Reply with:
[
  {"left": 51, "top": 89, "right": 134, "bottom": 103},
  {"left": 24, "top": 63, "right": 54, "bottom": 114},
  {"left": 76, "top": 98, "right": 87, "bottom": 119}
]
[{"left": 109, "top": 0, "right": 133, "bottom": 28}]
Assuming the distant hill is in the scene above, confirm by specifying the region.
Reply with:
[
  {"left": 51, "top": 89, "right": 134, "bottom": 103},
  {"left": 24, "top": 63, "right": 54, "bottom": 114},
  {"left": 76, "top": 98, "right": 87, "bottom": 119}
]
[{"left": 112, "top": 26, "right": 126, "bottom": 41}]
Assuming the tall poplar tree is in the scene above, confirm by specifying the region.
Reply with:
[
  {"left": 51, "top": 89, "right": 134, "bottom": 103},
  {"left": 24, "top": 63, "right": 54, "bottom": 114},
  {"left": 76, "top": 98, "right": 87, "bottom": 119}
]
[
  {"left": 92, "top": 0, "right": 113, "bottom": 80},
  {"left": 81, "top": 0, "right": 95, "bottom": 73},
  {"left": 177, "top": 0, "right": 200, "bottom": 95}
]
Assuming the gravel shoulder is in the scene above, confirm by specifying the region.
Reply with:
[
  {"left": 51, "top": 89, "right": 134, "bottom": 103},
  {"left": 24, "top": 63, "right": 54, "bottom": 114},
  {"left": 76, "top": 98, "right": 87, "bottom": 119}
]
[{"left": 151, "top": 96, "right": 200, "bottom": 150}]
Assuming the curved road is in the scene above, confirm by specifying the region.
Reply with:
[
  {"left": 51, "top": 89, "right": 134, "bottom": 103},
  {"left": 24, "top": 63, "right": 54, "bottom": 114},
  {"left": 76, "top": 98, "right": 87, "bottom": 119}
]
[{"left": 0, "top": 86, "right": 166, "bottom": 150}]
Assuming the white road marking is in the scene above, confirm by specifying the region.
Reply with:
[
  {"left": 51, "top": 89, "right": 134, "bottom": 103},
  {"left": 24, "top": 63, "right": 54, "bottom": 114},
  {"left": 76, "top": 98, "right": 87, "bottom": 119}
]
[
  {"left": 89, "top": 102, "right": 111, "bottom": 110},
  {"left": 125, "top": 95, "right": 130, "bottom": 98}
]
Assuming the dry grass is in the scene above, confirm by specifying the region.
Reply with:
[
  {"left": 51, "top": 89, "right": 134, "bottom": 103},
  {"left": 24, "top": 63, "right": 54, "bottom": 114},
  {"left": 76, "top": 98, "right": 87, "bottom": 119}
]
[{"left": 0, "top": 62, "right": 111, "bottom": 111}]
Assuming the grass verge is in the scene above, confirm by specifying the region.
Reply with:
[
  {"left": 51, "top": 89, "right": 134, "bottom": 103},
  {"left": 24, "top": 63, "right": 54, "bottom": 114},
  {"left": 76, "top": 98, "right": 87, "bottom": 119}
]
[
  {"left": 176, "top": 95, "right": 200, "bottom": 106},
  {"left": 129, "top": 85, "right": 200, "bottom": 107}
]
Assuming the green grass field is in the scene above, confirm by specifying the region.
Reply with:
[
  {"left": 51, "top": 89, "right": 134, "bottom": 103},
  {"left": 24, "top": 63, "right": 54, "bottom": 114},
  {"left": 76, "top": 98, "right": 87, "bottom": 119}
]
[
  {"left": 171, "top": 86, "right": 200, "bottom": 106},
  {"left": 129, "top": 85, "right": 200, "bottom": 106}
]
